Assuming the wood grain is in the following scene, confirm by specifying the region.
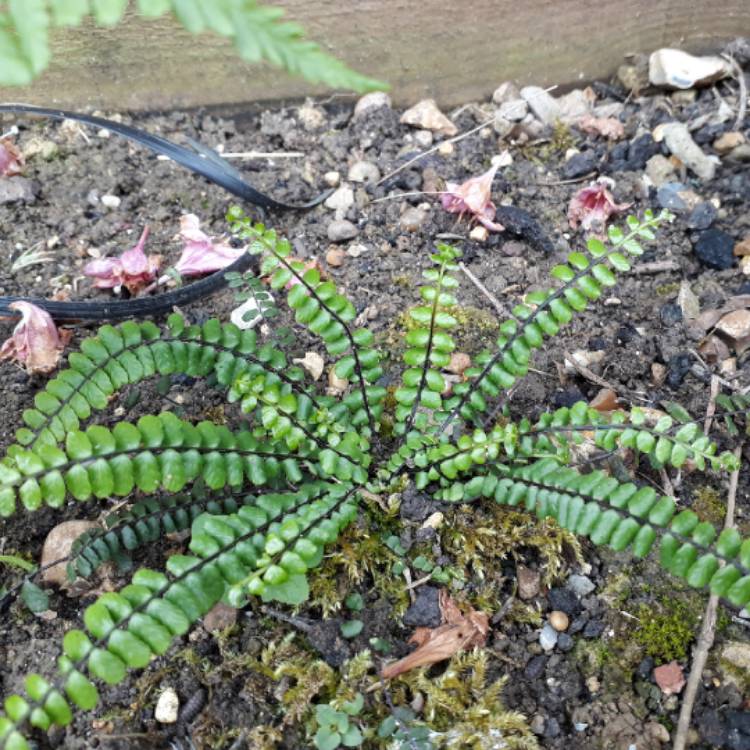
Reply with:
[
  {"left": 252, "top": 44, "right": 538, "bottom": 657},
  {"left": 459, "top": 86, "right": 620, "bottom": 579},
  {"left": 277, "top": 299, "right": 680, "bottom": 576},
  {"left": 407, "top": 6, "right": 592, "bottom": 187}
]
[{"left": 0, "top": 1, "right": 747, "bottom": 111}]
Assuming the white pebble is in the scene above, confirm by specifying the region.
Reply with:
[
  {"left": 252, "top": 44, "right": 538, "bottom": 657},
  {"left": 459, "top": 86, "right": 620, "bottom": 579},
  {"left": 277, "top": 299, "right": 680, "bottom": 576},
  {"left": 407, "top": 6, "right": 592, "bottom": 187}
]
[{"left": 155, "top": 687, "right": 179, "bottom": 724}]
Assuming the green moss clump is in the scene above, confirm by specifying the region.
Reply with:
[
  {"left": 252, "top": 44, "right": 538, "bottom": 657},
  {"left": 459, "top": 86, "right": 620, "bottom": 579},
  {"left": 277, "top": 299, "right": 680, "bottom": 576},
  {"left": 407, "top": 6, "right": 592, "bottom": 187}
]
[
  {"left": 633, "top": 600, "right": 697, "bottom": 663},
  {"left": 691, "top": 486, "right": 727, "bottom": 527},
  {"left": 655, "top": 282, "right": 680, "bottom": 297}
]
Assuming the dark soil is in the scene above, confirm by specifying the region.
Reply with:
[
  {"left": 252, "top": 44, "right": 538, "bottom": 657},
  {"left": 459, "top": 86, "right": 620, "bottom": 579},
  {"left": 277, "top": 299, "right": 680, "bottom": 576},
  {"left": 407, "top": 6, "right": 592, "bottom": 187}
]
[{"left": 1, "top": 75, "right": 749, "bottom": 750}]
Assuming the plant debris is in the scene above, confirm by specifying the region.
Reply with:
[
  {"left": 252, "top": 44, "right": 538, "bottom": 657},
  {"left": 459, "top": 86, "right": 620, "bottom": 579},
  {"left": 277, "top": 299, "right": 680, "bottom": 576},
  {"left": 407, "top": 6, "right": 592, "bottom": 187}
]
[{"left": 0, "top": 301, "right": 71, "bottom": 374}]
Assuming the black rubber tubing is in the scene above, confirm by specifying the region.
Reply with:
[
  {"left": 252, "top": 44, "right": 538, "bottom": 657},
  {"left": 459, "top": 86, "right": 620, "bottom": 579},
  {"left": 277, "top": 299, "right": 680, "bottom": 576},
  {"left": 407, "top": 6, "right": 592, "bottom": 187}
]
[{"left": 0, "top": 103, "right": 330, "bottom": 321}]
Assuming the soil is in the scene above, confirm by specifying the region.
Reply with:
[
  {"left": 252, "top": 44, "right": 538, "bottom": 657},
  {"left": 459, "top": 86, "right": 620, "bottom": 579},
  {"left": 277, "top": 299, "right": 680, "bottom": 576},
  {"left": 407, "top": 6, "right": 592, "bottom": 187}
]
[{"left": 0, "top": 72, "right": 749, "bottom": 750}]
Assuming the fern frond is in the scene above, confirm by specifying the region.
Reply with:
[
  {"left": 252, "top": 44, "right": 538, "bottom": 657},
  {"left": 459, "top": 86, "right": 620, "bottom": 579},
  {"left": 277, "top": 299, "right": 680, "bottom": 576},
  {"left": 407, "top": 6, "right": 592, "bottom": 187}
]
[
  {"left": 438, "top": 210, "right": 672, "bottom": 433},
  {"left": 0, "top": 482, "right": 358, "bottom": 749},
  {"left": 0, "top": 0, "right": 386, "bottom": 92}
]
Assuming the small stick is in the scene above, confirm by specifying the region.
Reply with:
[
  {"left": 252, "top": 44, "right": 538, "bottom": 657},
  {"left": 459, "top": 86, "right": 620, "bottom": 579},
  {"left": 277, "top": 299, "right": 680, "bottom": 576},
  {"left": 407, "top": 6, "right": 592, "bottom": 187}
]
[
  {"left": 377, "top": 86, "right": 557, "bottom": 186},
  {"left": 369, "top": 190, "right": 445, "bottom": 204},
  {"left": 562, "top": 350, "right": 622, "bottom": 395},
  {"left": 704, "top": 374, "right": 721, "bottom": 434},
  {"left": 459, "top": 261, "right": 507, "bottom": 316},
  {"left": 631, "top": 260, "right": 680, "bottom": 274},
  {"left": 672, "top": 443, "right": 742, "bottom": 750},
  {"left": 221, "top": 151, "right": 305, "bottom": 159},
  {"left": 537, "top": 172, "right": 597, "bottom": 186}
]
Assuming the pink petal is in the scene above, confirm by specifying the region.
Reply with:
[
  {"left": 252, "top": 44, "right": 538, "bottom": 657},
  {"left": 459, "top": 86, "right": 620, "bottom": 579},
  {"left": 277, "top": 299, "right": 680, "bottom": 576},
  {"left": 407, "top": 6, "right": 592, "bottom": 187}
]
[
  {"left": 120, "top": 227, "right": 152, "bottom": 276},
  {"left": 568, "top": 178, "right": 631, "bottom": 231},
  {"left": 0, "top": 137, "right": 24, "bottom": 177},
  {"left": 83, "top": 227, "right": 160, "bottom": 294},
  {"left": 440, "top": 164, "right": 504, "bottom": 232},
  {"left": 167, "top": 214, "right": 245, "bottom": 279},
  {"left": 0, "top": 302, "right": 68, "bottom": 374}
]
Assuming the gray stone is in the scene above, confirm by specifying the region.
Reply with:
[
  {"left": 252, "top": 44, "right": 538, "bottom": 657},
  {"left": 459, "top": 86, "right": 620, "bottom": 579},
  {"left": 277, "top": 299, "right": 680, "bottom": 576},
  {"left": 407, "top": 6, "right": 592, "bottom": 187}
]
[
  {"left": 557, "top": 89, "right": 591, "bottom": 123},
  {"left": 686, "top": 201, "right": 717, "bottom": 230},
  {"left": 649, "top": 48, "right": 729, "bottom": 89},
  {"left": 353, "top": 91, "right": 392, "bottom": 119},
  {"left": 539, "top": 623, "right": 559, "bottom": 651},
  {"left": 400, "top": 206, "right": 428, "bottom": 232},
  {"left": 520, "top": 85, "right": 561, "bottom": 125},
  {"left": 324, "top": 184, "right": 354, "bottom": 213},
  {"left": 347, "top": 161, "right": 380, "bottom": 184},
  {"left": 659, "top": 121, "right": 717, "bottom": 181},
  {"left": 530, "top": 714, "right": 546, "bottom": 735},
  {"left": 327, "top": 220, "right": 359, "bottom": 242},
  {"left": 563, "top": 151, "right": 597, "bottom": 179},
  {"left": 722, "top": 641, "right": 750, "bottom": 671},
  {"left": 694, "top": 228, "right": 735, "bottom": 270},
  {"left": 567, "top": 575, "right": 596, "bottom": 597},
  {"left": 0, "top": 177, "right": 36, "bottom": 205}
]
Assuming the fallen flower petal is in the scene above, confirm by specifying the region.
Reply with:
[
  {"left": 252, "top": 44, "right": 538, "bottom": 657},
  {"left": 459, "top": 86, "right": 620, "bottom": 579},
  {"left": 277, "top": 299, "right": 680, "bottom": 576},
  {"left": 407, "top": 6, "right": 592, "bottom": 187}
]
[
  {"left": 653, "top": 661, "right": 685, "bottom": 695},
  {"left": 380, "top": 591, "right": 489, "bottom": 679},
  {"left": 0, "top": 137, "right": 24, "bottom": 177},
  {"left": 568, "top": 177, "right": 631, "bottom": 232},
  {"left": 84, "top": 227, "right": 161, "bottom": 295},
  {"left": 441, "top": 163, "right": 505, "bottom": 232},
  {"left": 164, "top": 214, "right": 245, "bottom": 280},
  {"left": 0, "top": 302, "right": 71, "bottom": 374}
]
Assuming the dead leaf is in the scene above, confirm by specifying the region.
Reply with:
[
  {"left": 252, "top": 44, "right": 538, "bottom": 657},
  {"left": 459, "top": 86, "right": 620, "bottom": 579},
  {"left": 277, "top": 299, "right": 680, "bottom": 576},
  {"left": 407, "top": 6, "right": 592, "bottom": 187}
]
[
  {"left": 677, "top": 280, "right": 700, "bottom": 321},
  {"left": 41, "top": 520, "right": 98, "bottom": 586},
  {"left": 381, "top": 591, "right": 489, "bottom": 679},
  {"left": 716, "top": 309, "right": 750, "bottom": 341},
  {"left": 293, "top": 351, "right": 325, "bottom": 381},
  {"left": 589, "top": 387, "right": 620, "bottom": 413}
]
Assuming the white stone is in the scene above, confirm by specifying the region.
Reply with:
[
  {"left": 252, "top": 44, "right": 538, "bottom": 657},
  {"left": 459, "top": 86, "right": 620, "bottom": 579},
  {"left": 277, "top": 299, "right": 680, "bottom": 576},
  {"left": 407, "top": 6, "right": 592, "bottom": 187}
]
[
  {"left": 155, "top": 688, "right": 179, "bottom": 724},
  {"left": 567, "top": 574, "right": 595, "bottom": 597},
  {"left": 496, "top": 99, "right": 528, "bottom": 122},
  {"left": 492, "top": 81, "right": 521, "bottom": 105},
  {"left": 413, "top": 129, "right": 434, "bottom": 148},
  {"left": 649, "top": 48, "right": 730, "bottom": 89},
  {"left": 347, "top": 161, "right": 380, "bottom": 184},
  {"left": 556, "top": 89, "right": 591, "bottom": 123},
  {"left": 539, "top": 623, "right": 558, "bottom": 651},
  {"left": 324, "top": 184, "right": 354, "bottom": 213},
  {"left": 323, "top": 171, "right": 340, "bottom": 187},
  {"left": 231, "top": 296, "right": 267, "bottom": 330},
  {"left": 100, "top": 194, "right": 121, "bottom": 209},
  {"left": 400, "top": 99, "right": 457, "bottom": 136}
]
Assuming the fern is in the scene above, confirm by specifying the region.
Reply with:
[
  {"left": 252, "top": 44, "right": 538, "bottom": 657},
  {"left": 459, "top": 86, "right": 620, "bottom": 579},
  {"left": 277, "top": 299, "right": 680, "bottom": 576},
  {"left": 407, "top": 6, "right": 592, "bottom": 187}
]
[
  {"left": 0, "top": 0, "right": 387, "bottom": 91},
  {"left": 1, "top": 208, "right": 750, "bottom": 749}
]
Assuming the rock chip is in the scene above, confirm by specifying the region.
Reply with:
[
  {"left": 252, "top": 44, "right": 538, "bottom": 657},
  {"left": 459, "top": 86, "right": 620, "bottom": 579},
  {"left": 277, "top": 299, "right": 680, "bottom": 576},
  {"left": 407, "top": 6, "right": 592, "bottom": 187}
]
[
  {"left": 520, "top": 86, "right": 561, "bottom": 125},
  {"left": 323, "top": 171, "right": 341, "bottom": 187},
  {"left": 325, "top": 246, "right": 346, "bottom": 266},
  {"left": 556, "top": 89, "right": 592, "bottom": 122},
  {"left": 539, "top": 623, "right": 559, "bottom": 650},
  {"left": 714, "top": 131, "right": 746, "bottom": 154},
  {"left": 694, "top": 228, "right": 735, "bottom": 270},
  {"left": 567, "top": 574, "right": 595, "bottom": 597},
  {"left": 717, "top": 309, "right": 750, "bottom": 341},
  {"left": 413, "top": 129, "right": 434, "bottom": 148},
  {"left": 297, "top": 103, "right": 326, "bottom": 130},
  {"left": 549, "top": 611, "right": 569, "bottom": 632},
  {"left": 155, "top": 687, "right": 179, "bottom": 724},
  {"left": 0, "top": 176, "right": 36, "bottom": 204},
  {"left": 496, "top": 99, "right": 528, "bottom": 122},
  {"left": 645, "top": 154, "right": 677, "bottom": 187},
  {"left": 548, "top": 587, "right": 582, "bottom": 616},
  {"left": 41, "top": 520, "right": 98, "bottom": 585},
  {"left": 563, "top": 151, "right": 597, "bottom": 179},
  {"left": 324, "top": 184, "right": 354, "bottom": 213},
  {"left": 656, "top": 182, "right": 701, "bottom": 212},
  {"left": 353, "top": 91, "right": 392, "bottom": 119},
  {"left": 400, "top": 99, "right": 457, "bottom": 136},
  {"left": 649, "top": 48, "right": 729, "bottom": 89},
  {"left": 657, "top": 122, "right": 717, "bottom": 181},
  {"left": 327, "top": 220, "right": 359, "bottom": 242},
  {"left": 403, "top": 585, "right": 441, "bottom": 628},
  {"left": 400, "top": 206, "right": 428, "bottom": 232},
  {"left": 348, "top": 160, "right": 380, "bottom": 184},
  {"left": 517, "top": 565, "right": 541, "bottom": 600},
  {"left": 686, "top": 201, "right": 717, "bottom": 230},
  {"left": 492, "top": 81, "right": 521, "bottom": 105}
]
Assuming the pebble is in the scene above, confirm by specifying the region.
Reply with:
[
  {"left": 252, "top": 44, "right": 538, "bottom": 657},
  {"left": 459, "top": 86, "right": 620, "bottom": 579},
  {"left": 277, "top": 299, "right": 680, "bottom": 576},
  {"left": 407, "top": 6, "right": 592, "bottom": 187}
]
[
  {"left": 41, "top": 521, "right": 98, "bottom": 585},
  {"left": 297, "top": 103, "right": 326, "bottom": 130},
  {"left": 400, "top": 206, "right": 428, "bottom": 232},
  {"left": 348, "top": 160, "right": 380, "bottom": 184},
  {"left": 660, "top": 303, "right": 683, "bottom": 326},
  {"left": 469, "top": 225, "right": 489, "bottom": 242},
  {"left": 493, "top": 114, "right": 514, "bottom": 138},
  {"left": 0, "top": 176, "right": 36, "bottom": 204},
  {"left": 353, "top": 91, "right": 392, "bottom": 119},
  {"left": 346, "top": 243, "right": 367, "bottom": 258},
  {"left": 323, "top": 171, "right": 340, "bottom": 187},
  {"left": 686, "top": 201, "right": 717, "bottom": 229},
  {"left": 517, "top": 565, "right": 541, "bottom": 600},
  {"left": 520, "top": 85, "right": 561, "bottom": 125},
  {"left": 645, "top": 154, "right": 677, "bottom": 187},
  {"left": 694, "top": 228, "right": 735, "bottom": 270},
  {"left": 400, "top": 99, "right": 457, "bottom": 136},
  {"left": 714, "top": 131, "right": 746, "bottom": 154},
  {"left": 567, "top": 574, "right": 595, "bottom": 597},
  {"left": 563, "top": 151, "right": 597, "bottom": 179},
  {"left": 530, "top": 714, "right": 546, "bottom": 735},
  {"left": 657, "top": 121, "right": 717, "bottom": 181},
  {"left": 666, "top": 353, "right": 692, "bottom": 388},
  {"left": 524, "top": 655, "right": 546, "bottom": 679},
  {"left": 649, "top": 48, "right": 729, "bottom": 89},
  {"left": 625, "top": 133, "right": 659, "bottom": 170},
  {"left": 557, "top": 633, "right": 574, "bottom": 652},
  {"left": 497, "top": 99, "right": 528, "bottom": 122},
  {"left": 583, "top": 619, "right": 605, "bottom": 638},
  {"left": 549, "top": 611, "right": 569, "bottom": 632},
  {"left": 101, "top": 194, "right": 121, "bottom": 209},
  {"left": 556, "top": 89, "right": 592, "bottom": 122},
  {"left": 403, "top": 585, "right": 441, "bottom": 628},
  {"left": 539, "top": 624, "right": 559, "bottom": 650},
  {"left": 324, "top": 184, "right": 354, "bottom": 213},
  {"left": 325, "top": 247, "right": 346, "bottom": 266},
  {"left": 413, "top": 130, "right": 434, "bottom": 148},
  {"left": 155, "top": 687, "right": 179, "bottom": 723},
  {"left": 656, "top": 182, "right": 700, "bottom": 212},
  {"left": 22, "top": 137, "right": 59, "bottom": 161},
  {"left": 202, "top": 602, "right": 237, "bottom": 632},
  {"left": 721, "top": 641, "right": 750, "bottom": 670},
  {"left": 327, "top": 220, "right": 358, "bottom": 242}
]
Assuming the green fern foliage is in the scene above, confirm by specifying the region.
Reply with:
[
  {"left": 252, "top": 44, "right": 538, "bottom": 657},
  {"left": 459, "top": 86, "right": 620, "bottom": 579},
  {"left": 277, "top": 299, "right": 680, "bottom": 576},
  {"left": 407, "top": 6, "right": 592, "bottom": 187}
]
[
  {"left": 1, "top": 207, "right": 749, "bottom": 749},
  {"left": 0, "top": 0, "right": 387, "bottom": 91}
]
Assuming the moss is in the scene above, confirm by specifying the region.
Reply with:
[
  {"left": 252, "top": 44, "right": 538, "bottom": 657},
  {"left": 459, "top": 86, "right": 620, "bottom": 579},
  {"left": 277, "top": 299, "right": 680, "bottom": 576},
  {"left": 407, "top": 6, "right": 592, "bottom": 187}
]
[
  {"left": 655, "top": 282, "right": 680, "bottom": 297},
  {"left": 632, "top": 600, "right": 697, "bottom": 663},
  {"left": 691, "top": 486, "right": 727, "bottom": 527},
  {"left": 391, "top": 273, "right": 414, "bottom": 288}
]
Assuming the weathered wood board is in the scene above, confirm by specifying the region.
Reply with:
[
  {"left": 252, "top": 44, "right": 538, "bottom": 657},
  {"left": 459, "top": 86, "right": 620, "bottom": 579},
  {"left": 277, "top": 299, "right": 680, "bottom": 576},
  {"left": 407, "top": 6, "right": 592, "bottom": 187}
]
[{"left": 0, "top": 1, "right": 748, "bottom": 111}]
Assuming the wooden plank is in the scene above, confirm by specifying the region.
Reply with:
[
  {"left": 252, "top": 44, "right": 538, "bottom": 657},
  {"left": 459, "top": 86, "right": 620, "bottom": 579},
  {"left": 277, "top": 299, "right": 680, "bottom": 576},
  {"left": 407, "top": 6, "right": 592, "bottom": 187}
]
[{"left": 0, "top": 1, "right": 747, "bottom": 111}]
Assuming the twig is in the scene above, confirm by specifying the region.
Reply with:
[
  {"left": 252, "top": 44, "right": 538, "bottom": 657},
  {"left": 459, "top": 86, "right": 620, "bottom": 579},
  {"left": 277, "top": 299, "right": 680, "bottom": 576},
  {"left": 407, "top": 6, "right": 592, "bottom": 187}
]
[
  {"left": 659, "top": 467, "right": 676, "bottom": 499},
  {"left": 721, "top": 53, "right": 747, "bottom": 130},
  {"left": 459, "top": 262, "right": 507, "bottom": 316},
  {"left": 672, "top": 443, "right": 742, "bottom": 750},
  {"left": 376, "top": 86, "right": 557, "bottom": 186},
  {"left": 562, "top": 350, "right": 623, "bottom": 395},
  {"left": 369, "top": 190, "right": 444, "bottom": 204},
  {"left": 537, "top": 172, "right": 597, "bottom": 186},
  {"left": 631, "top": 260, "right": 680, "bottom": 274},
  {"left": 704, "top": 374, "right": 721, "bottom": 434}
]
